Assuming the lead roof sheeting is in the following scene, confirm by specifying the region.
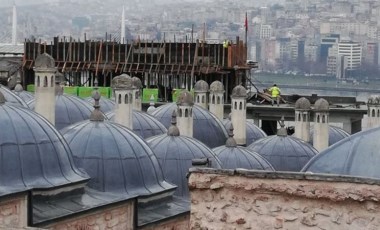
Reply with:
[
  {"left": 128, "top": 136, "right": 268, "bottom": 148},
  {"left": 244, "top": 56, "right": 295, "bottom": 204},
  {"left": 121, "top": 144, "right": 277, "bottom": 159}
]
[
  {"left": 222, "top": 119, "right": 267, "bottom": 146},
  {"left": 0, "top": 85, "right": 28, "bottom": 108},
  {"left": 86, "top": 97, "right": 115, "bottom": 114},
  {"left": 152, "top": 103, "right": 228, "bottom": 148},
  {"left": 309, "top": 126, "right": 350, "bottom": 146}
]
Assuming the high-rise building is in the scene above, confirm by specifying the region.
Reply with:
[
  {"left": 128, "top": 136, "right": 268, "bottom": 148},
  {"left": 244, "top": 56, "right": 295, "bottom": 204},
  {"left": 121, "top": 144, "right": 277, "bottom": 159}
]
[
  {"left": 338, "top": 41, "right": 362, "bottom": 71},
  {"left": 320, "top": 34, "right": 340, "bottom": 63}
]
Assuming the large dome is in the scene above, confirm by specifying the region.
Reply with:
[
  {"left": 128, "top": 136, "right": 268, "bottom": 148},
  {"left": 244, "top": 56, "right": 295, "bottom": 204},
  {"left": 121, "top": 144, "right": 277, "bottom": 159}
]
[
  {"left": 146, "top": 113, "right": 222, "bottom": 197},
  {"left": 0, "top": 96, "right": 88, "bottom": 190},
  {"left": 309, "top": 126, "right": 350, "bottom": 146},
  {"left": 213, "top": 126, "right": 273, "bottom": 171},
  {"left": 61, "top": 118, "right": 175, "bottom": 196},
  {"left": 0, "top": 84, "right": 28, "bottom": 108},
  {"left": 86, "top": 96, "right": 115, "bottom": 113},
  {"left": 248, "top": 122, "right": 318, "bottom": 172},
  {"left": 302, "top": 127, "right": 380, "bottom": 179},
  {"left": 28, "top": 94, "right": 94, "bottom": 130},
  {"left": 222, "top": 118, "right": 266, "bottom": 145},
  {"left": 106, "top": 110, "right": 167, "bottom": 139},
  {"left": 151, "top": 103, "right": 228, "bottom": 148}
]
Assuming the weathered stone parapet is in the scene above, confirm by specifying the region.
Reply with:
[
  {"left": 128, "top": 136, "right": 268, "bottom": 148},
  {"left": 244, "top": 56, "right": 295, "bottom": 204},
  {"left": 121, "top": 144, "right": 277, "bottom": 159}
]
[
  {"left": 139, "top": 214, "right": 190, "bottom": 230},
  {"left": 189, "top": 168, "right": 380, "bottom": 230},
  {"left": 0, "top": 194, "right": 28, "bottom": 229}
]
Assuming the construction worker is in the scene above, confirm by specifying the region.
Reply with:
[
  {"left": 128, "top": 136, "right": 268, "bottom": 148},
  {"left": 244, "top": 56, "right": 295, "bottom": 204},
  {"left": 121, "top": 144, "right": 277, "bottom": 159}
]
[
  {"left": 269, "top": 84, "right": 281, "bottom": 106},
  {"left": 223, "top": 40, "right": 228, "bottom": 48}
]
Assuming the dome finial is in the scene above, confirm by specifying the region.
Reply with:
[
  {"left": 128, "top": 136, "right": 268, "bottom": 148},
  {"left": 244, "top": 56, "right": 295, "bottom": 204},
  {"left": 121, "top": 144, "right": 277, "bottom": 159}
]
[
  {"left": 225, "top": 123, "right": 237, "bottom": 147},
  {"left": 94, "top": 76, "right": 99, "bottom": 88},
  {"left": 147, "top": 94, "right": 156, "bottom": 114},
  {"left": 277, "top": 116, "right": 287, "bottom": 136},
  {"left": 167, "top": 110, "right": 180, "bottom": 136},
  {"left": 14, "top": 77, "right": 23, "bottom": 92},
  {"left": 0, "top": 91, "right": 5, "bottom": 104},
  {"left": 90, "top": 87, "right": 104, "bottom": 122}
]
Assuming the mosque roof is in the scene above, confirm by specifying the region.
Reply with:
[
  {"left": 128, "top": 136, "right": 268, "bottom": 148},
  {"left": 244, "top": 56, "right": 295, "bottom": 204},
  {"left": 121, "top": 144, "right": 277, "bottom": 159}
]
[
  {"left": 146, "top": 111, "right": 222, "bottom": 197},
  {"left": 309, "top": 126, "right": 350, "bottom": 146},
  {"left": 151, "top": 103, "right": 228, "bottom": 148},
  {"left": 86, "top": 96, "right": 115, "bottom": 113},
  {"left": 0, "top": 84, "right": 28, "bottom": 107},
  {"left": 302, "top": 126, "right": 380, "bottom": 179},
  {"left": 248, "top": 119, "right": 318, "bottom": 172},
  {"left": 222, "top": 118, "right": 266, "bottom": 146},
  {"left": 0, "top": 94, "right": 88, "bottom": 190},
  {"left": 28, "top": 94, "right": 94, "bottom": 130}
]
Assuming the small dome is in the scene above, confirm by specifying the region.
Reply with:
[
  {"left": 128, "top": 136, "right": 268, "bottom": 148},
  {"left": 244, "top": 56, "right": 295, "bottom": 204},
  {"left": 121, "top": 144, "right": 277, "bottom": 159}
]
[
  {"left": 152, "top": 103, "right": 228, "bottom": 148},
  {"left": 132, "top": 76, "right": 143, "bottom": 89},
  {"left": 28, "top": 94, "right": 95, "bottom": 130},
  {"left": 231, "top": 85, "right": 247, "bottom": 98},
  {"left": 209, "top": 81, "right": 224, "bottom": 93},
  {"left": 248, "top": 127, "right": 318, "bottom": 171},
  {"left": 13, "top": 84, "right": 34, "bottom": 104},
  {"left": 194, "top": 80, "right": 209, "bottom": 93},
  {"left": 61, "top": 120, "right": 174, "bottom": 196},
  {"left": 0, "top": 98, "right": 88, "bottom": 189},
  {"left": 222, "top": 119, "right": 266, "bottom": 146},
  {"left": 295, "top": 97, "right": 311, "bottom": 110},
  {"left": 309, "top": 126, "right": 350, "bottom": 146},
  {"left": 1, "top": 85, "right": 29, "bottom": 107},
  {"left": 34, "top": 53, "right": 55, "bottom": 69},
  {"left": 177, "top": 90, "right": 194, "bottom": 105},
  {"left": 302, "top": 127, "right": 380, "bottom": 179},
  {"left": 112, "top": 74, "right": 133, "bottom": 89},
  {"left": 368, "top": 95, "right": 380, "bottom": 105},
  {"left": 106, "top": 110, "right": 167, "bottom": 139},
  {"left": 147, "top": 113, "right": 221, "bottom": 197},
  {"left": 86, "top": 96, "right": 115, "bottom": 113},
  {"left": 314, "top": 98, "right": 329, "bottom": 111}
]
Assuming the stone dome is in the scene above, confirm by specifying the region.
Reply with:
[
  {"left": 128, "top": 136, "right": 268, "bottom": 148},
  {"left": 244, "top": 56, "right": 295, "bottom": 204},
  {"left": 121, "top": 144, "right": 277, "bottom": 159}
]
[
  {"left": 222, "top": 119, "right": 266, "bottom": 146},
  {"left": 106, "top": 110, "right": 167, "bottom": 139},
  {"left": 295, "top": 97, "right": 311, "bottom": 110},
  {"left": 177, "top": 90, "right": 194, "bottom": 105},
  {"left": 86, "top": 96, "right": 115, "bottom": 113},
  {"left": 146, "top": 112, "right": 222, "bottom": 197},
  {"left": 132, "top": 76, "right": 143, "bottom": 89},
  {"left": 248, "top": 122, "right": 318, "bottom": 171},
  {"left": 28, "top": 94, "right": 95, "bottom": 130},
  {"left": 314, "top": 98, "right": 329, "bottom": 111},
  {"left": 231, "top": 85, "right": 247, "bottom": 98},
  {"left": 194, "top": 80, "right": 209, "bottom": 93},
  {"left": 61, "top": 119, "right": 175, "bottom": 196},
  {"left": 1, "top": 84, "right": 29, "bottom": 107},
  {"left": 302, "top": 127, "right": 380, "bottom": 179},
  {"left": 0, "top": 94, "right": 88, "bottom": 190},
  {"left": 152, "top": 103, "right": 228, "bottom": 148},
  {"left": 34, "top": 53, "right": 55, "bottom": 69},
  {"left": 309, "top": 126, "right": 350, "bottom": 146},
  {"left": 112, "top": 74, "right": 133, "bottom": 89},
  {"left": 13, "top": 83, "right": 34, "bottom": 104},
  {"left": 209, "top": 81, "right": 224, "bottom": 93}
]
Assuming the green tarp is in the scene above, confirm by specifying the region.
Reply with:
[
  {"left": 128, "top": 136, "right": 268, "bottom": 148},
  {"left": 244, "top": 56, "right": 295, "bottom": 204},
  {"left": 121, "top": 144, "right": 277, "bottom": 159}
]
[
  {"left": 63, "top": 87, "right": 78, "bottom": 96},
  {"left": 27, "top": 84, "right": 35, "bottom": 92}
]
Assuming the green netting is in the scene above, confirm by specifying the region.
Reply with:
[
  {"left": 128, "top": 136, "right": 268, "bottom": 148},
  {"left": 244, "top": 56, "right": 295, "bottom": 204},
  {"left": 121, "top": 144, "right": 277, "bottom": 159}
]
[
  {"left": 98, "top": 87, "right": 110, "bottom": 98},
  {"left": 172, "top": 88, "right": 194, "bottom": 102},
  {"left": 63, "top": 87, "right": 78, "bottom": 96},
  {"left": 27, "top": 84, "right": 35, "bottom": 92},
  {"left": 143, "top": 88, "right": 158, "bottom": 102},
  {"left": 78, "top": 87, "right": 94, "bottom": 98}
]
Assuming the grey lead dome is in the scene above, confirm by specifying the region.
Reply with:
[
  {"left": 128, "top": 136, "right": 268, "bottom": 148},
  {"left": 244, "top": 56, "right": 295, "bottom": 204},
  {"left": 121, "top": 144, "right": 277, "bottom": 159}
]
[
  {"left": 295, "top": 97, "right": 311, "bottom": 110},
  {"left": 1, "top": 85, "right": 29, "bottom": 108},
  {"left": 112, "top": 73, "right": 133, "bottom": 89},
  {"left": 314, "top": 98, "right": 329, "bottom": 111},
  {"left": 194, "top": 80, "right": 209, "bottom": 93},
  {"left": 209, "top": 81, "right": 224, "bottom": 93},
  {"left": 231, "top": 85, "right": 247, "bottom": 97}
]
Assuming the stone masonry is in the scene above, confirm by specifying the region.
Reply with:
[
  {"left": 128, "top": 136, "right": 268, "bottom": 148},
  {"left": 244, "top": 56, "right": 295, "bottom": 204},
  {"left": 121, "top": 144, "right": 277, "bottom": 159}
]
[
  {"left": 139, "top": 214, "right": 190, "bottom": 230},
  {"left": 189, "top": 168, "right": 380, "bottom": 230},
  {"left": 0, "top": 194, "right": 28, "bottom": 228}
]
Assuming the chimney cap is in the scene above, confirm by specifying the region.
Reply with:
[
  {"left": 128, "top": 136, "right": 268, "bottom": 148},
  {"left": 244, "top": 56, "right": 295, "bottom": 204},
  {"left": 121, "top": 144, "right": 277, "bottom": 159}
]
[
  {"left": 112, "top": 74, "right": 133, "bottom": 90},
  {"left": 295, "top": 97, "right": 311, "bottom": 110},
  {"left": 177, "top": 90, "right": 194, "bottom": 105},
  {"left": 132, "top": 76, "right": 143, "bottom": 89},
  {"left": 231, "top": 85, "right": 247, "bottom": 98},
  {"left": 194, "top": 80, "right": 209, "bottom": 93},
  {"left": 34, "top": 53, "right": 56, "bottom": 69},
  {"left": 314, "top": 98, "right": 329, "bottom": 111},
  {"left": 210, "top": 81, "right": 225, "bottom": 93}
]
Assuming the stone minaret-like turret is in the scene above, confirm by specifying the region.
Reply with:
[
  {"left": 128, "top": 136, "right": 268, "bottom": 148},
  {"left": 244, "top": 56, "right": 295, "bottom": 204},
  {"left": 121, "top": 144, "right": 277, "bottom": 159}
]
[
  {"left": 176, "top": 90, "right": 194, "bottom": 137},
  {"left": 367, "top": 96, "right": 380, "bottom": 129},
  {"left": 209, "top": 81, "right": 225, "bottom": 120},
  {"left": 132, "top": 76, "right": 142, "bottom": 111},
  {"left": 231, "top": 85, "right": 247, "bottom": 146},
  {"left": 313, "top": 98, "right": 330, "bottom": 152},
  {"left": 112, "top": 74, "right": 134, "bottom": 129},
  {"left": 194, "top": 80, "right": 209, "bottom": 109},
  {"left": 294, "top": 97, "right": 311, "bottom": 142},
  {"left": 33, "top": 53, "right": 57, "bottom": 125}
]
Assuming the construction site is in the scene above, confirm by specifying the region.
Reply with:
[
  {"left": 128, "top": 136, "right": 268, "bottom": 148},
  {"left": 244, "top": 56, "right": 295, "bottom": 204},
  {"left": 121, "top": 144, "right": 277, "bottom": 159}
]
[{"left": 21, "top": 36, "right": 257, "bottom": 101}]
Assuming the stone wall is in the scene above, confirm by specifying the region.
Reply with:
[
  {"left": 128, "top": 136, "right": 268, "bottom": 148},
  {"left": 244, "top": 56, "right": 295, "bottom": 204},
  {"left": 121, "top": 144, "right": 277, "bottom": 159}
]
[
  {"left": 189, "top": 169, "right": 380, "bottom": 230},
  {"left": 0, "top": 194, "right": 28, "bottom": 228},
  {"left": 139, "top": 214, "right": 190, "bottom": 230},
  {"left": 44, "top": 201, "right": 134, "bottom": 230}
]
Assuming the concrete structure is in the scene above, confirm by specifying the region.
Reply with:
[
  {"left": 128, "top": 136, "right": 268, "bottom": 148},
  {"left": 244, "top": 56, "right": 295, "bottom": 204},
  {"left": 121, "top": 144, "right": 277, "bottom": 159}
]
[
  {"left": 194, "top": 80, "right": 209, "bottom": 109},
  {"left": 367, "top": 95, "right": 380, "bottom": 129},
  {"left": 209, "top": 80, "right": 224, "bottom": 120},
  {"left": 294, "top": 97, "right": 311, "bottom": 142},
  {"left": 189, "top": 168, "right": 380, "bottom": 230},
  {"left": 231, "top": 85, "right": 247, "bottom": 145},
  {"left": 132, "top": 76, "right": 142, "bottom": 111},
  {"left": 338, "top": 41, "right": 362, "bottom": 71},
  {"left": 176, "top": 90, "right": 194, "bottom": 137},
  {"left": 33, "top": 53, "right": 56, "bottom": 125},
  {"left": 112, "top": 73, "right": 134, "bottom": 129},
  {"left": 313, "top": 98, "right": 330, "bottom": 152}
]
